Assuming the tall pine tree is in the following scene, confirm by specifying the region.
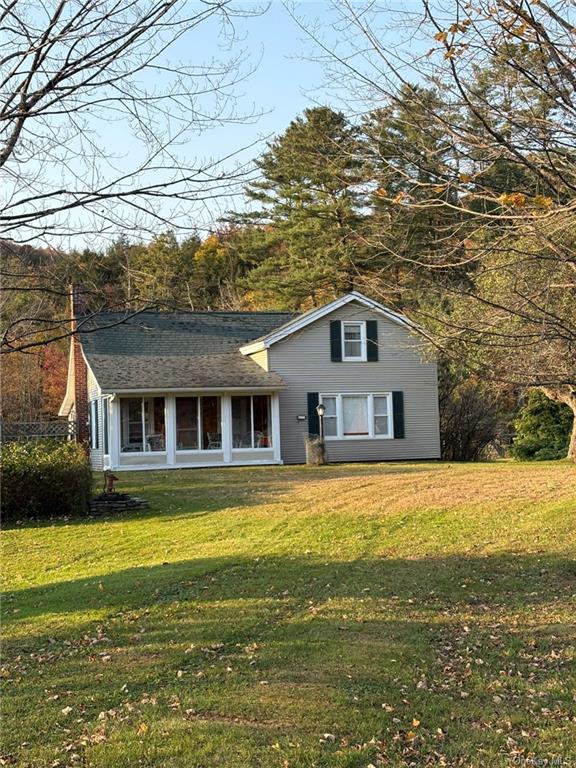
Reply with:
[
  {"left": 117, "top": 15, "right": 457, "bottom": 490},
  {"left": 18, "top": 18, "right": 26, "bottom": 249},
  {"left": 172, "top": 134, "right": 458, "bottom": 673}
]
[{"left": 236, "top": 107, "right": 367, "bottom": 308}]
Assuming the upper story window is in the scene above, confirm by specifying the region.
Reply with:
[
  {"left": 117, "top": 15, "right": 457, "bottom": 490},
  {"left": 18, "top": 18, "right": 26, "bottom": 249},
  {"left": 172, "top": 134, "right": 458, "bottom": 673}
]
[{"left": 342, "top": 321, "right": 367, "bottom": 361}]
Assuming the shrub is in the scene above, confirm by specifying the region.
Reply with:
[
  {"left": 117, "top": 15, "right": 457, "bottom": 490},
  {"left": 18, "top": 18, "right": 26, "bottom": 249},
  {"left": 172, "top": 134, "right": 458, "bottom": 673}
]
[
  {"left": 1, "top": 440, "right": 92, "bottom": 521},
  {"left": 439, "top": 363, "right": 515, "bottom": 460},
  {"left": 511, "top": 390, "right": 572, "bottom": 461}
]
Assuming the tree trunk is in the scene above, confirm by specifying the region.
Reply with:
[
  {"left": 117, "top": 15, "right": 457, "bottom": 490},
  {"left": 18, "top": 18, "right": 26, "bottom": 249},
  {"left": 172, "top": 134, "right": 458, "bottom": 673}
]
[
  {"left": 568, "top": 403, "right": 576, "bottom": 461},
  {"left": 541, "top": 386, "right": 576, "bottom": 461},
  {"left": 305, "top": 437, "right": 327, "bottom": 465}
]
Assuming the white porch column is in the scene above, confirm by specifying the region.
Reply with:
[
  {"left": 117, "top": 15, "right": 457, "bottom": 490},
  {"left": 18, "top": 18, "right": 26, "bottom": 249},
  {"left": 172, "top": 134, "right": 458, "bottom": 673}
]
[
  {"left": 165, "top": 396, "right": 176, "bottom": 466},
  {"left": 221, "top": 395, "right": 232, "bottom": 463},
  {"left": 271, "top": 392, "right": 282, "bottom": 463},
  {"left": 109, "top": 396, "right": 120, "bottom": 470}
]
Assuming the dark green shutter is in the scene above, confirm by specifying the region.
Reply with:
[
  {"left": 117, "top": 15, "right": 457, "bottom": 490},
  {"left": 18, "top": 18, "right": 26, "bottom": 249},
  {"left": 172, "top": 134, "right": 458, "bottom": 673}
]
[
  {"left": 95, "top": 400, "right": 100, "bottom": 449},
  {"left": 392, "top": 391, "right": 405, "bottom": 439},
  {"left": 330, "top": 320, "right": 342, "bottom": 362},
  {"left": 366, "top": 320, "right": 378, "bottom": 361},
  {"left": 307, "top": 392, "right": 320, "bottom": 436},
  {"left": 103, "top": 399, "right": 109, "bottom": 454}
]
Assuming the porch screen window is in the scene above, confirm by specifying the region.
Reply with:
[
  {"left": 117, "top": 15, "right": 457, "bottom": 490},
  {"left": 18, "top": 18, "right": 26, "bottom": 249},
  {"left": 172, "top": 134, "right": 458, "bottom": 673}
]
[
  {"left": 175, "top": 396, "right": 222, "bottom": 451},
  {"left": 176, "top": 397, "right": 199, "bottom": 449},
  {"left": 122, "top": 398, "right": 142, "bottom": 450},
  {"left": 201, "top": 396, "right": 221, "bottom": 450},
  {"left": 232, "top": 395, "right": 272, "bottom": 448},
  {"left": 120, "top": 397, "right": 165, "bottom": 452}
]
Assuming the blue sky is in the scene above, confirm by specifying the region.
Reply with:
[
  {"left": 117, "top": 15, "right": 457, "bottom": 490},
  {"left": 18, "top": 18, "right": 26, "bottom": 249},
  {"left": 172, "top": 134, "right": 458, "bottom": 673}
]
[
  {"left": 28, "top": 1, "right": 412, "bottom": 248},
  {"left": 56, "top": 2, "right": 343, "bottom": 249},
  {"left": 188, "top": 3, "right": 333, "bottom": 157},
  {"left": 170, "top": 1, "right": 413, "bottom": 164}
]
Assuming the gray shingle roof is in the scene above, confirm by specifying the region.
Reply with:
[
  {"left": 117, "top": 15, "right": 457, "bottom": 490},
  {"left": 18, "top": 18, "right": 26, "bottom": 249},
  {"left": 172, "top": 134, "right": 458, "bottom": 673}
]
[{"left": 79, "top": 311, "right": 297, "bottom": 391}]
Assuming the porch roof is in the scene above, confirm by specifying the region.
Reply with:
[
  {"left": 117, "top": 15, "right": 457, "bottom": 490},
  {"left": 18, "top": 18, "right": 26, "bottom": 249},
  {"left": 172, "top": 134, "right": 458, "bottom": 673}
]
[
  {"left": 92, "top": 351, "right": 285, "bottom": 391},
  {"left": 78, "top": 310, "right": 295, "bottom": 391}
]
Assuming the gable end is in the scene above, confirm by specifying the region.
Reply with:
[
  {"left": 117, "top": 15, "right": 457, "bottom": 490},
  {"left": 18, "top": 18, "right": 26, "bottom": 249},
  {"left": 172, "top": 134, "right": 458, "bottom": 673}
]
[{"left": 239, "top": 292, "right": 412, "bottom": 356}]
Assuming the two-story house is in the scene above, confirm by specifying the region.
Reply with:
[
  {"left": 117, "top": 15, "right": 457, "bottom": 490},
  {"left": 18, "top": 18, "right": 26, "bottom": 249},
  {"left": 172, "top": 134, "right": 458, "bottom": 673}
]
[{"left": 59, "top": 291, "right": 441, "bottom": 470}]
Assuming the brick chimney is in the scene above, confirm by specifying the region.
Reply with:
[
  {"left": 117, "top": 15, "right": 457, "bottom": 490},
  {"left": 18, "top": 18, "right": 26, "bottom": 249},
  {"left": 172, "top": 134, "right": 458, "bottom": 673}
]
[{"left": 69, "top": 285, "right": 90, "bottom": 444}]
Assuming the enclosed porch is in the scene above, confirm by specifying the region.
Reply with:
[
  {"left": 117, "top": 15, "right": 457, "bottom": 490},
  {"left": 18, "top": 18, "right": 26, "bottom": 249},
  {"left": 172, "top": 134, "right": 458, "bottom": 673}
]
[{"left": 101, "top": 390, "right": 281, "bottom": 471}]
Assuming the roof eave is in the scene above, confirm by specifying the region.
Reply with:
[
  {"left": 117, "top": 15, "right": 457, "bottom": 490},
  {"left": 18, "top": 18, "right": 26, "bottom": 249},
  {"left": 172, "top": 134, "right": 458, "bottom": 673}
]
[
  {"left": 239, "top": 340, "right": 267, "bottom": 355},
  {"left": 100, "top": 384, "right": 286, "bottom": 395}
]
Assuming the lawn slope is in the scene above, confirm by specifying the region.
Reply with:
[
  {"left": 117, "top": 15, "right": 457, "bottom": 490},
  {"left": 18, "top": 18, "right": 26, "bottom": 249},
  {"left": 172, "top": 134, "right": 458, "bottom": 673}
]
[{"left": 2, "top": 461, "right": 575, "bottom": 767}]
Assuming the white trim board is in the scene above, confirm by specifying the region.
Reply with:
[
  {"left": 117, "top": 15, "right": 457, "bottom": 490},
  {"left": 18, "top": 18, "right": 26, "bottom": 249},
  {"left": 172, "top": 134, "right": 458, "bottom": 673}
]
[
  {"left": 58, "top": 339, "right": 101, "bottom": 416},
  {"left": 113, "top": 459, "right": 283, "bottom": 472},
  {"left": 239, "top": 292, "right": 412, "bottom": 355},
  {"left": 58, "top": 344, "right": 76, "bottom": 417},
  {"left": 81, "top": 346, "right": 101, "bottom": 396}
]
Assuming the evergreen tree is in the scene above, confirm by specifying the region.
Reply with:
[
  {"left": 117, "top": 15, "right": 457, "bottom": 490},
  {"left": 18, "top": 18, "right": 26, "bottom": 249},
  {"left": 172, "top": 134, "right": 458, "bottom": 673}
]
[
  {"left": 236, "top": 106, "right": 368, "bottom": 308},
  {"left": 191, "top": 226, "right": 269, "bottom": 309},
  {"left": 511, "top": 390, "right": 573, "bottom": 461},
  {"left": 361, "top": 85, "right": 468, "bottom": 308},
  {"left": 68, "top": 232, "right": 202, "bottom": 309},
  {"left": 464, "top": 43, "right": 562, "bottom": 214},
  {"left": 130, "top": 231, "right": 199, "bottom": 306}
]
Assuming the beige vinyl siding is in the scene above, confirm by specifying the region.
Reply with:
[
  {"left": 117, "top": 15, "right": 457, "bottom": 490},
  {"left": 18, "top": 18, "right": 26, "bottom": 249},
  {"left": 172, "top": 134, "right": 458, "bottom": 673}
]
[
  {"left": 248, "top": 349, "right": 269, "bottom": 371},
  {"left": 268, "top": 301, "right": 440, "bottom": 464}
]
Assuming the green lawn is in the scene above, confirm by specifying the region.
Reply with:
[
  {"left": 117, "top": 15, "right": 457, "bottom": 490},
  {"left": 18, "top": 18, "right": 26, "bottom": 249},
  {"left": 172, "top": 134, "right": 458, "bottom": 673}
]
[{"left": 2, "top": 461, "right": 575, "bottom": 768}]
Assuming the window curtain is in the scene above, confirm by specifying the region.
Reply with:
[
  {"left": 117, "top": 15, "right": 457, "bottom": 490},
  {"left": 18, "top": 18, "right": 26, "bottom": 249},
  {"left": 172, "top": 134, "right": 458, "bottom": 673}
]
[{"left": 342, "top": 396, "right": 368, "bottom": 435}]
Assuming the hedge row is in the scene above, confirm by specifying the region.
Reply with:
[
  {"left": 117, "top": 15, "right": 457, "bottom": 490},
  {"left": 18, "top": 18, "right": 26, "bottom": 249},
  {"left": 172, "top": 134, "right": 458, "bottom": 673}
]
[{"left": 1, "top": 441, "right": 92, "bottom": 521}]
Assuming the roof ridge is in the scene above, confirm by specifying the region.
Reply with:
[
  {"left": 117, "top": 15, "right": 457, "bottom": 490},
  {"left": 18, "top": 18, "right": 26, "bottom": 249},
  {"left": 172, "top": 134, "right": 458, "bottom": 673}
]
[{"left": 88, "top": 309, "right": 297, "bottom": 314}]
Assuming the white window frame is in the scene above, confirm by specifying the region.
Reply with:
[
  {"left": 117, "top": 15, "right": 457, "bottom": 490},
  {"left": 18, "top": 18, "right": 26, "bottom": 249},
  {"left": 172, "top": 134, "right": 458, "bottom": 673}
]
[
  {"left": 120, "top": 396, "right": 167, "bottom": 455},
  {"left": 232, "top": 394, "right": 273, "bottom": 450},
  {"left": 341, "top": 321, "right": 367, "bottom": 362},
  {"left": 319, "top": 393, "right": 394, "bottom": 440},
  {"left": 175, "top": 396, "right": 222, "bottom": 453}
]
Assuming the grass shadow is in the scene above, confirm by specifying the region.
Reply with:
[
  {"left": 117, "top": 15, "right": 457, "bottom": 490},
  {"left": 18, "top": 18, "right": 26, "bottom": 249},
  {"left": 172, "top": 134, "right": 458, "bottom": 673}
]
[
  {"left": 3, "top": 551, "right": 575, "bottom": 766},
  {"left": 3, "top": 462, "right": 451, "bottom": 531}
]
